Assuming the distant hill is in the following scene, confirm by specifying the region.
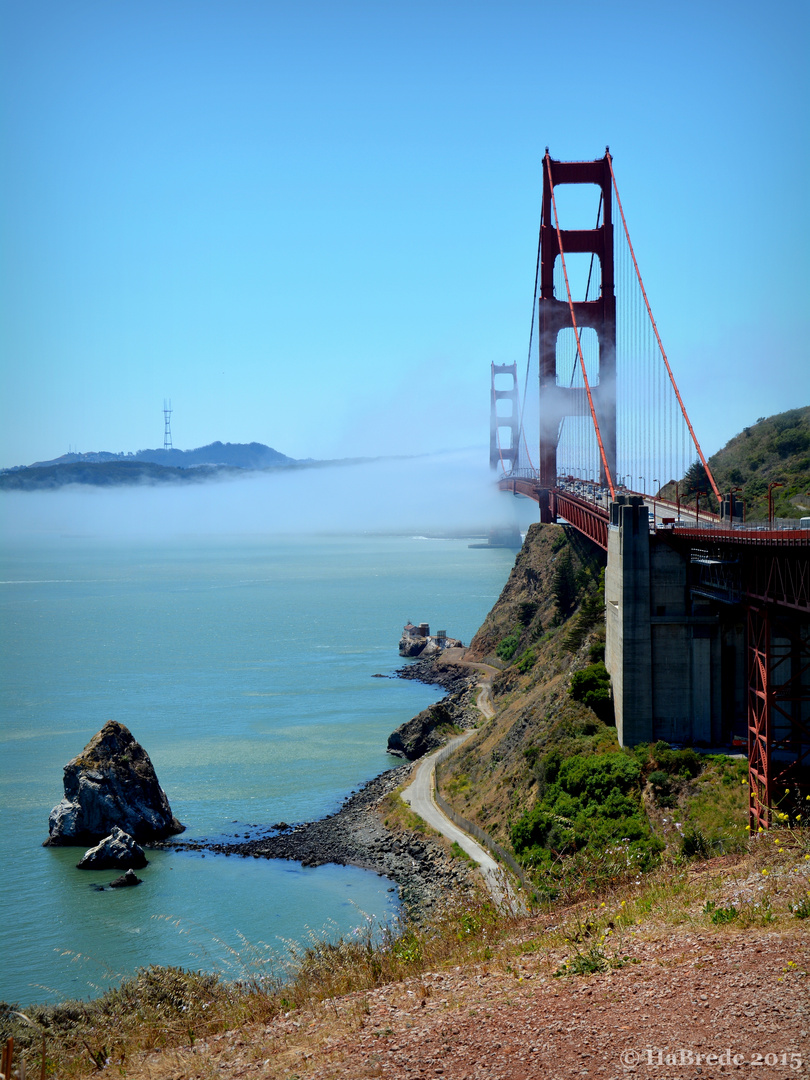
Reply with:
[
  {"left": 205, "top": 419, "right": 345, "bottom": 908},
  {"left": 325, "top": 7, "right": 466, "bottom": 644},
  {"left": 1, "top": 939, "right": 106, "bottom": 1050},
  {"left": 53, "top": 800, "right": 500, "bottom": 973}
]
[
  {"left": 0, "top": 443, "right": 392, "bottom": 491},
  {"left": 27, "top": 441, "right": 296, "bottom": 471},
  {"left": 0, "top": 441, "right": 301, "bottom": 491},
  {"left": 0, "top": 460, "right": 242, "bottom": 491},
  {"left": 665, "top": 406, "right": 810, "bottom": 520}
]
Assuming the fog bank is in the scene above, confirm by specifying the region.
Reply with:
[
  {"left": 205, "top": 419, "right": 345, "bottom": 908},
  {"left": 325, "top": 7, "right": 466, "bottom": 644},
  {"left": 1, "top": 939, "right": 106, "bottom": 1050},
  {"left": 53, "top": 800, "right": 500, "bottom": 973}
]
[{"left": 0, "top": 451, "right": 536, "bottom": 541}]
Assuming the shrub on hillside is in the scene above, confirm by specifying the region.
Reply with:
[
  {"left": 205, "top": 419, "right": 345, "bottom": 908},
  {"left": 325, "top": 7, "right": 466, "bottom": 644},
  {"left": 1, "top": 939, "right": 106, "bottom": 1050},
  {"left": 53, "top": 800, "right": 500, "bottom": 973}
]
[
  {"left": 496, "top": 632, "right": 521, "bottom": 661},
  {"left": 511, "top": 750, "right": 662, "bottom": 872},
  {"left": 517, "top": 600, "right": 538, "bottom": 626},
  {"left": 569, "top": 661, "right": 613, "bottom": 723},
  {"left": 649, "top": 741, "right": 702, "bottom": 778},
  {"left": 515, "top": 647, "right": 537, "bottom": 673}
]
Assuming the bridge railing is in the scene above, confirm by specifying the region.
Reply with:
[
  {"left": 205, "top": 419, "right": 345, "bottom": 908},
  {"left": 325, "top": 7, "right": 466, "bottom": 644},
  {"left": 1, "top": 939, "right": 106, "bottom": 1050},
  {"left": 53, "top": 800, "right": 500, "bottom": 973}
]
[
  {"left": 663, "top": 517, "right": 809, "bottom": 535},
  {"left": 498, "top": 467, "right": 540, "bottom": 481}
]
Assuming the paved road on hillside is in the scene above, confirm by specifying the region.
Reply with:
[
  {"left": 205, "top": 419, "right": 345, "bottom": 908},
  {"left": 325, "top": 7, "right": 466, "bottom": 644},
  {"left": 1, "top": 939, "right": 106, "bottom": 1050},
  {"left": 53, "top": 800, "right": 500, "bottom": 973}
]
[{"left": 400, "top": 660, "right": 524, "bottom": 912}]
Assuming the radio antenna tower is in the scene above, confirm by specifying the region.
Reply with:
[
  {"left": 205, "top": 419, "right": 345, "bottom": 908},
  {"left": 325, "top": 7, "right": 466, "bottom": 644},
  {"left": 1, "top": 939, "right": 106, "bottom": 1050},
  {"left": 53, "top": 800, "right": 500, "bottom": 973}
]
[{"left": 163, "top": 399, "right": 173, "bottom": 450}]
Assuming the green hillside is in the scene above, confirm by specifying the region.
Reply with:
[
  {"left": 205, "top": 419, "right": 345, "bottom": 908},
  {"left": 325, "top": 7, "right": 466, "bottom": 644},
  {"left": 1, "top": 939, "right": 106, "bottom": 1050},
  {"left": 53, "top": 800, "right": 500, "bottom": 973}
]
[
  {"left": 439, "top": 521, "right": 750, "bottom": 900},
  {"left": 671, "top": 406, "right": 810, "bottom": 519}
]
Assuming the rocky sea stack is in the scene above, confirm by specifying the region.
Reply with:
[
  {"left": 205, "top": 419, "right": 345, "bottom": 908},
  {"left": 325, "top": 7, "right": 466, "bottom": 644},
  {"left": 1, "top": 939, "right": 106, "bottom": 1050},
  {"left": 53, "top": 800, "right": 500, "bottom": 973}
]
[
  {"left": 76, "top": 826, "right": 148, "bottom": 869},
  {"left": 44, "top": 720, "right": 184, "bottom": 847}
]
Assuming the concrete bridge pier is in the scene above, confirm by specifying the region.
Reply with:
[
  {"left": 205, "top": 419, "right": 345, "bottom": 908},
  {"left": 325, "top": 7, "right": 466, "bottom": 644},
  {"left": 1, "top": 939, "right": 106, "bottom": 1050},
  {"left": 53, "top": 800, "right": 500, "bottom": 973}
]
[
  {"left": 605, "top": 497, "right": 745, "bottom": 748},
  {"left": 605, "top": 498, "right": 653, "bottom": 745}
]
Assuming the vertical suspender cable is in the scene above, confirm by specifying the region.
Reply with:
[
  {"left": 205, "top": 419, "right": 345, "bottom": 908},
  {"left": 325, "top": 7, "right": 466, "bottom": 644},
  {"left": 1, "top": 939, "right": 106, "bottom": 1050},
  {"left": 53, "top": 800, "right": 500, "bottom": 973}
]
[
  {"left": 519, "top": 199, "right": 543, "bottom": 473},
  {"left": 607, "top": 155, "right": 721, "bottom": 503}
]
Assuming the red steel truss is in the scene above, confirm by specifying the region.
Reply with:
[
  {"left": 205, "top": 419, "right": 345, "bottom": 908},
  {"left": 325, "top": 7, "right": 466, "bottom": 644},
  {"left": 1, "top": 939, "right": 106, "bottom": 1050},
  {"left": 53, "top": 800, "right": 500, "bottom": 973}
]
[
  {"left": 748, "top": 607, "right": 772, "bottom": 830},
  {"left": 747, "top": 607, "right": 810, "bottom": 830},
  {"left": 550, "top": 490, "right": 608, "bottom": 551},
  {"left": 746, "top": 549, "right": 810, "bottom": 614},
  {"left": 495, "top": 480, "right": 609, "bottom": 550}
]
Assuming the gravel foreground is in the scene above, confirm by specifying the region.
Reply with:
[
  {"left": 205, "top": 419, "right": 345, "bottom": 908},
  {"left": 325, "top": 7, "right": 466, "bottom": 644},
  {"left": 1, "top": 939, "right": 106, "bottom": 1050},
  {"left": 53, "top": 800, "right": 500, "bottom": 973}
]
[{"left": 129, "top": 915, "right": 809, "bottom": 1080}]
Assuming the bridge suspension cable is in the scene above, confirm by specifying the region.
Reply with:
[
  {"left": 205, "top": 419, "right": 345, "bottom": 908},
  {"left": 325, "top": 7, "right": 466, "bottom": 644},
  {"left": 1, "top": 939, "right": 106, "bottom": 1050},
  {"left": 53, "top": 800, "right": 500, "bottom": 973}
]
[
  {"left": 493, "top": 187, "right": 542, "bottom": 475},
  {"left": 517, "top": 205, "right": 543, "bottom": 473},
  {"left": 608, "top": 154, "right": 721, "bottom": 504}
]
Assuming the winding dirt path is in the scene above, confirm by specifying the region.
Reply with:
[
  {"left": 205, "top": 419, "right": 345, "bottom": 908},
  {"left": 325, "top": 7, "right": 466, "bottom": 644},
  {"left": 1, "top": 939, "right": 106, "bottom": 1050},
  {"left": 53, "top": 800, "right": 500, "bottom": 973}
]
[{"left": 400, "top": 657, "right": 516, "bottom": 909}]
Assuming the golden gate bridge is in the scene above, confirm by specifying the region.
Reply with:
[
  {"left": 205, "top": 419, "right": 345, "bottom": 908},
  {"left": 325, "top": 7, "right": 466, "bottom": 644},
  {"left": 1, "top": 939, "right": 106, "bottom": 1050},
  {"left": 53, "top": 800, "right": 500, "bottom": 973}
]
[{"left": 491, "top": 150, "right": 809, "bottom": 830}]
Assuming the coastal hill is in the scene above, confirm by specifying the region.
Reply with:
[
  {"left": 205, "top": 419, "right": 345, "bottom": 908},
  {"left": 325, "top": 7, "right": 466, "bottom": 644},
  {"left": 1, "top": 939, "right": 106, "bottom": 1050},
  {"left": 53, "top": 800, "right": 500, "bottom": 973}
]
[
  {"left": 28, "top": 441, "right": 297, "bottom": 471},
  {"left": 0, "top": 442, "right": 390, "bottom": 491},
  {"left": 668, "top": 405, "right": 810, "bottom": 518}
]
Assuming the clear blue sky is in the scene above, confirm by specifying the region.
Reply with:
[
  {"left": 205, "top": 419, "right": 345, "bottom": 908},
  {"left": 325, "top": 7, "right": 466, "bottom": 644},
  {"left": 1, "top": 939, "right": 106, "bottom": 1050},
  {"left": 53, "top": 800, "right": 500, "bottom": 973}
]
[{"left": 2, "top": 0, "right": 807, "bottom": 470}]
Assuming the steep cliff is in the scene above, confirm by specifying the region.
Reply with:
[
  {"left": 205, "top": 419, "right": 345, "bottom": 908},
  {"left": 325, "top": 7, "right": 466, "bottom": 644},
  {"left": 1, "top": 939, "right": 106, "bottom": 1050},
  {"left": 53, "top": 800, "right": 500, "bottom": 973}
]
[{"left": 439, "top": 523, "right": 609, "bottom": 842}]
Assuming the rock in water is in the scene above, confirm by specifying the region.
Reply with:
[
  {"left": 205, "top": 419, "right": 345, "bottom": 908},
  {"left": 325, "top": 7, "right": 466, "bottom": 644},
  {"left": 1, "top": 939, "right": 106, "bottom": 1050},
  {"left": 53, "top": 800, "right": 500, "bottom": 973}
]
[
  {"left": 109, "top": 869, "right": 142, "bottom": 888},
  {"left": 45, "top": 720, "right": 184, "bottom": 846},
  {"left": 76, "top": 826, "right": 148, "bottom": 869}
]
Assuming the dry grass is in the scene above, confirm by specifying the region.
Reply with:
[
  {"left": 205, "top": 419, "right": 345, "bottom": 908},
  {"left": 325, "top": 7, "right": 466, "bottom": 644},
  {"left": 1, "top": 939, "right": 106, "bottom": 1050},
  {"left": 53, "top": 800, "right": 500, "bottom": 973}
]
[{"left": 2, "top": 827, "right": 808, "bottom": 1080}]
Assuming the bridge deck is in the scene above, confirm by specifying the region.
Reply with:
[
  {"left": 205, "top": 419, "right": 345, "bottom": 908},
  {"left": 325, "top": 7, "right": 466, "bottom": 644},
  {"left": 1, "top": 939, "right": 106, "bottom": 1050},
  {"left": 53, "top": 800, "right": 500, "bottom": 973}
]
[{"left": 498, "top": 476, "right": 810, "bottom": 550}]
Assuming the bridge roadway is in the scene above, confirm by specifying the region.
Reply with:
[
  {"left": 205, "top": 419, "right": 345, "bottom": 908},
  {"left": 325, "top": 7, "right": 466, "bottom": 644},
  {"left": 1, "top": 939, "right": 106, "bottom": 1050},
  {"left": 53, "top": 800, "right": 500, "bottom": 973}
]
[{"left": 499, "top": 474, "right": 810, "bottom": 561}]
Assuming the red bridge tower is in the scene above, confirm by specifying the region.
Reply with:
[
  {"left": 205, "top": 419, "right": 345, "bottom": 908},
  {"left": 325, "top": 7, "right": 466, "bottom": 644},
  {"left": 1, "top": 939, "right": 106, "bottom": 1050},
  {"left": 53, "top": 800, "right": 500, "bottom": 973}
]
[{"left": 538, "top": 150, "right": 616, "bottom": 521}]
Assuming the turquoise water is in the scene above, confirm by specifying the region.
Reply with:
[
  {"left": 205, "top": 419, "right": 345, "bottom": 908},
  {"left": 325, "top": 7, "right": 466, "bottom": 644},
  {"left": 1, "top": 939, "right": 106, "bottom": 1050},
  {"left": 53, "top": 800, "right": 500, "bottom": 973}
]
[{"left": 0, "top": 533, "right": 513, "bottom": 1005}]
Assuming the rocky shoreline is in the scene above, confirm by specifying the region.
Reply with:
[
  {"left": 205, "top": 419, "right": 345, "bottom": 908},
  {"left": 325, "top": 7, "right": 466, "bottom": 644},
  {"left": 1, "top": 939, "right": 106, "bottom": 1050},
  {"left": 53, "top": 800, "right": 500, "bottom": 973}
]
[
  {"left": 392, "top": 656, "right": 473, "bottom": 694},
  {"left": 161, "top": 657, "right": 482, "bottom": 919}
]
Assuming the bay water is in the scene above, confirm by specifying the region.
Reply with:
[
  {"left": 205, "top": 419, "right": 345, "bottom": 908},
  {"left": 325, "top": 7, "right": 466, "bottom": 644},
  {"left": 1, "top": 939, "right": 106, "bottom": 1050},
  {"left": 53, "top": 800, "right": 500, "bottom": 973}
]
[{"left": 0, "top": 533, "right": 514, "bottom": 1005}]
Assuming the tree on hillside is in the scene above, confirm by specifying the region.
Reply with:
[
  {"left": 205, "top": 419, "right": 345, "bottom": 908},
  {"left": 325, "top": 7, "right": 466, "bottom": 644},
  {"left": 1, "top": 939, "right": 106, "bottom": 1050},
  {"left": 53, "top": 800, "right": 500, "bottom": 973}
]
[
  {"left": 682, "top": 460, "right": 710, "bottom": 498},
  {"left": 553, "top": 550, "right": 577, "bottom": 618}
]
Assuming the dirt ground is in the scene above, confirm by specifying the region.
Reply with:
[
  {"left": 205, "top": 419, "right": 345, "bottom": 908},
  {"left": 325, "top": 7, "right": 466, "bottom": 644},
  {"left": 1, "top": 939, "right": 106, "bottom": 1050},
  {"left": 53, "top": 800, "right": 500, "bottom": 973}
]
[{"left": 133, "top": 916, "right": 809, "bottom": 1080}]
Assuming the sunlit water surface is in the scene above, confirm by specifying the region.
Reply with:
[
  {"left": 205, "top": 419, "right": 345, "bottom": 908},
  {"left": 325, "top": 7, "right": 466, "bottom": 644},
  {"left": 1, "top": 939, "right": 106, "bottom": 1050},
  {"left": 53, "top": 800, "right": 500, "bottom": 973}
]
[{"left": 0, "top": 534, "right": 513, "bottom": 1004}]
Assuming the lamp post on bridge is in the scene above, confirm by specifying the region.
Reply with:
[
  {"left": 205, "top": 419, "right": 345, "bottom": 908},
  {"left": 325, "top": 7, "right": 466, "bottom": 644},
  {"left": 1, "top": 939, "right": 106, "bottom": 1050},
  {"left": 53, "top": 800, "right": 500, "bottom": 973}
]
[
  {"left": 638, "top": 477, "right": 646, "bottom": 499},
  {"left": 675, "top": 480, "right": 681, "bottom": 521},
  {"left": 653, "top": 479, "right": 659, "bottom": 527},
  {"left": 695, "top": 491, "right": 707, "bottom": 525},
  {"left": 768, "top": 481, "right": 784, "bottom": 529}
]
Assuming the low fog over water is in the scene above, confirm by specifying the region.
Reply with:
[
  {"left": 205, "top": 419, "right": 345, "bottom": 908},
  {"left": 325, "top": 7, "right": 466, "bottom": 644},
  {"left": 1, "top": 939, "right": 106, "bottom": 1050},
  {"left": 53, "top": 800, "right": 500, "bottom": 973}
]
[{"left": 1, "top": 450, "right": 535, "bottom": 540}]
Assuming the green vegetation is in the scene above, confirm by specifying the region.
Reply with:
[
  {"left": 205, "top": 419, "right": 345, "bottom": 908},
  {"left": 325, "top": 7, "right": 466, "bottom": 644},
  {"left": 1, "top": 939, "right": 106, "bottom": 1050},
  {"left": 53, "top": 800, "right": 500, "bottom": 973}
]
[
  {"left": 495, "top": 632, "right": 521, "bottom": 661},
  {"left": 450, "top": 840, "right": 473, "bottom": 862},
  {"left": 380, "top": 791, "right": 436, "bottom": 836},
  {"left": 569, "top": 660, "right": 612, "bottom": 722},
  {"left": 511, "top": 749, "right": 663, "bottom": 882},
  {"left": 514, "top": 647, "right": 537, "bottom": 673},
  {"left": 666, "top": 406, "right": 810, "bottom": 518}
]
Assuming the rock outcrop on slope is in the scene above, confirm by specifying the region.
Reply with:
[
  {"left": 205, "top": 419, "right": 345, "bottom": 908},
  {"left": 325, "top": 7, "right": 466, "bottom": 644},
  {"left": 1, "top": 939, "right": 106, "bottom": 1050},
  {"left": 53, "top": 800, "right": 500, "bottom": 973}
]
[
  {"left": 45, "top": 721, "right": 184, "bottom": 846},
  {"left": 387, "top": 682, "right": 480, "bottom": 760},
  {"left": 76, "top": 826, "right": 148, "bottom": 869}
]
